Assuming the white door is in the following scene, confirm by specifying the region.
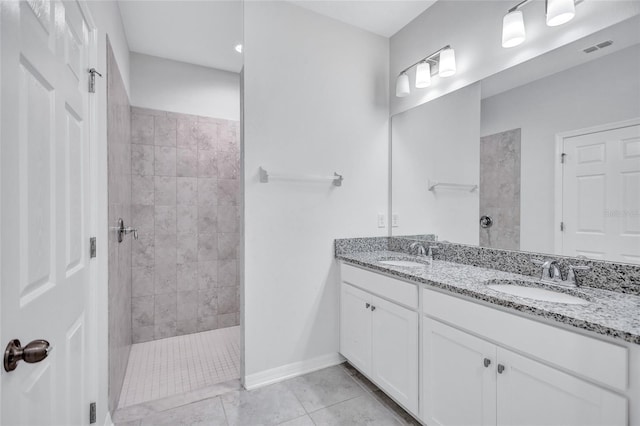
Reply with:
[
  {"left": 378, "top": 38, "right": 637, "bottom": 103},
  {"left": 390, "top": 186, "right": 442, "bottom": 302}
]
[
  {"left": 340, "top": 283, "right": 372, "bottom": 373},
  {"left": 496, "top": 347, "right": 627, "bottom": 426},
  {"left": 1, "top": 0, "right": 93, "bottom": 424},
  {"left": 370, "top": 295, "right": 418, "bottom": 414},
  {"left": 562, "top": 123, "right": 640, "bottom": 263},
  {"left": 422, "top": 318, "right": 496, "bottom": 426}
]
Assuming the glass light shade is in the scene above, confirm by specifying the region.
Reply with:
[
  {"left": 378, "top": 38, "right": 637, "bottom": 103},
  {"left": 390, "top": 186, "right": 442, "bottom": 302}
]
[
  {"left": 396, "top": 73, "right": 410, "bottom": 97},
  {"left": 546, "top": 0, "right": 575, "bottom": 26},
  {"left": 502, "top": 10, "right": 526, "bottom": 48},
  {"left": 438, "top": 48, "right": 456, "bottom": 77},
  {"left": 415, "top": 61, "right": 431, "bottom": 88}
]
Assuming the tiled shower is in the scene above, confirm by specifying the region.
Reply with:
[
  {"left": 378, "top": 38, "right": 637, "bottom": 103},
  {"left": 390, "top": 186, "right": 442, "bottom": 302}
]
[{"left": 129, "top": 107, "right": 241, "bottom": 343}]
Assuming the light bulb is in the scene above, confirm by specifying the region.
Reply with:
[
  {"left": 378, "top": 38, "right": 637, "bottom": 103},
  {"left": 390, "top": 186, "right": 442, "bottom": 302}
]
[
  {"left": 439, "top": 47, "right": 456, "bottom": 78},
  {"left": 396, "top": 73, "right": 410, "bottom": 97},
  {"left": 546, "top": 0, "right": 575, "bottom": 26},
  {"left": 415, "top": 61, "right": 431, "bottom": 88},
  {"left": 502, "top": 10, "right": 526, "bottom": 48},
  {"left": 234, "top": 44, "right": 243, "bottom": 53}
]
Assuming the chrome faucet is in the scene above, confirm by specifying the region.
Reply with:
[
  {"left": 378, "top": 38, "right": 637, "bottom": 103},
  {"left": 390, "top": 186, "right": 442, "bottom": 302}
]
[
  {"left": 410, "top": 241, "right": 427, "bottom": 256},
  {"left": 531, "top": 259, "right": 591, "bottom": 288}
]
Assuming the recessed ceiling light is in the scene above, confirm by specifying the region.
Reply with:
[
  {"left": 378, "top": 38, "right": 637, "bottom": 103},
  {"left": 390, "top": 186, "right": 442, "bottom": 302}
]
[{"left": 234, "top": 44, "right": 243, "bottom": 53}]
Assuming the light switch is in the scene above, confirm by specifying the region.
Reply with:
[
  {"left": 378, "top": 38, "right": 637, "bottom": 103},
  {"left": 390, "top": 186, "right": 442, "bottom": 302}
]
[
  {"left": 392, "top": 213, "right": 399, "bottom": 228},
  {"left": 377, "top": 213, "right": 386, "bottom": 228}
]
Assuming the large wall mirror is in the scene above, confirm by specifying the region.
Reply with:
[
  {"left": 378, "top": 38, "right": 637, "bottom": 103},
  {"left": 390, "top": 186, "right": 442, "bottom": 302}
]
[{"left": 391, "top": 15, "right": 640, "bottom": 264}]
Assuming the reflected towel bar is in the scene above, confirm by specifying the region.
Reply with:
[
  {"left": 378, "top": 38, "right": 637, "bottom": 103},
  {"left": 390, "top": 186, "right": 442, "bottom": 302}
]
[
  {"left": 428, "top": 180, "right": 478, "bottom": 192},
  {"left": 259, "top": 167, "right": 343, "bottom": 186}
]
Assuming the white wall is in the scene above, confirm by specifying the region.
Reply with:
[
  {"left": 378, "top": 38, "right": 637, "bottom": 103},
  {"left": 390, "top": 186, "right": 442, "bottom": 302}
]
[
  {"left": 243, "top": 1, "right": 389, "bottom": 383},
  {"left": 481, "top": 44, "right": 640, "bottom": 254},
  {"left": 84, "top": 1, "right": 130, "bottom": 424},
  {"left": 130, "top": 53, "right": 240, "bottom": 120},
  {"left": 390, "top": 0, "right": 640, "bottom": 115},
  {"left": 392, "top": 83, "right": 481, "bottom": 244}
]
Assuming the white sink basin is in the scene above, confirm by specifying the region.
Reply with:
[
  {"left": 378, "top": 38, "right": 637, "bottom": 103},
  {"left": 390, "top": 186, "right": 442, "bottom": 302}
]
[
  {"left": 487, "top": 284, "right": 588, "bottom": 305},
  {"left": 379, "top": 260, "right": 425, "bottom": 268}
]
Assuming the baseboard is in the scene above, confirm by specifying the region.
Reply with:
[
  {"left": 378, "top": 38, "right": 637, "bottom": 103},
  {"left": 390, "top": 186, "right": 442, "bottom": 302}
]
[{"left": 244, "top": 352, "right": 345, "bottom": 390}]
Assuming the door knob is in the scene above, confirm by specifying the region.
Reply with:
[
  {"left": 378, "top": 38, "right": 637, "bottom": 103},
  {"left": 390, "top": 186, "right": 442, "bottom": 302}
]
[
  {"left": 365, "top": 303, "right": 370, "bottom": 309},
  {"left": 371, "top": 305, "right": 376, "bottom": 311},
  {"left": 4, "top": 339, "right": 51, "bottom": 372},
  {"left": 483, "top": 358, "right": 491, "bottom": 368},
  {"left": 497, "top": 364, "right": 505, "bottom": 374}
]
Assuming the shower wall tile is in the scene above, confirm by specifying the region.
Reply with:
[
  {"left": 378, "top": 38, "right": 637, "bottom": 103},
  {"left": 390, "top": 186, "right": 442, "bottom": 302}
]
[
  {"left": 107, "top": 39, "right": 132, "bottom": 411},
  {"left": 132, "top": 267, "right": 154, "bottom": 297},
  {"left": 177, "top": 263, "right": 200, "bottom": 292},
  {"left": 198, "top": 261, "right": 218, "bottom": 289},
  {"left": 132, "top": 114, "right": 154, "bottom": 145},
  {"left": 177, "top": 177, "right": 198, "bottom": 205},
  {"left": 132, "top": 175, "right": 154, "bottom": 205},
  {"left": 218, "top": 179, "right": 239, "bottom": 205},
  {"left": 132, "top": 205, "right": 154, "bottom": 234},
  {"left": 155, "top": 116, "right": 177, "bottom": 147},
  {"left": 155, "top": 176, "right": 176, "bottom": 205},
  {"left": 131, "top": 108, "right": 240, "bottom": 343},
  {"left": 177, "top": 148, "right": 198, "bottom": 177},
  {"left": 177, "top": 205, "right": 198, "bottom": 233},
  {"left": 155, "top": 146, "right": 177, "bottom": 176},
  {"left": 132, "top": 144, "right": 154, "bottom": 176}
]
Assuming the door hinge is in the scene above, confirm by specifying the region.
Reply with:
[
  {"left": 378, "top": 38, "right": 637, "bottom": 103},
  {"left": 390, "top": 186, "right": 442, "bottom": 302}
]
[
  {"left": 90, "top": 237, "right": 97, "bottom": 258},
  {"left": 88, "top": 68, "right": 103, "bottom": 93},
  {"left": 561, "top": 152, "right": 567, "bottom": 164},
  {"left": 89, "top": 402, "right": 96, "bottom": 424},
  {"left": 560, "top": 222, "right": 565, "bottom": 232}
]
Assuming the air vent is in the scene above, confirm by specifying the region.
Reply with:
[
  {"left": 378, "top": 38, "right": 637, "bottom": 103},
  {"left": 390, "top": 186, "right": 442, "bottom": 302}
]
[{"left": 583, "top": 40, "right": 614, "bottom": 54}]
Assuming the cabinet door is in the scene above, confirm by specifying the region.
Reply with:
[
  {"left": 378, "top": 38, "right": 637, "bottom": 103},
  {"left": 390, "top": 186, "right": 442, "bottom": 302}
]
[
  {"left": 340, "top": 283, "right": 372, "bottom": 372},
  {"left": 422, "top": 318, "right": 497, "bottom": 426},
  {"left": 497, "top": 347, "right": 627, "bottom": 426},
  {"left": 371, "top": 295, "right": 419, "bottom": 414}
]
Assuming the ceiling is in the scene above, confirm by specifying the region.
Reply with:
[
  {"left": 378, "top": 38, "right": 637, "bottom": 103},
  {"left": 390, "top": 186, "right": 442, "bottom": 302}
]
[
  {"left": 118, "top": 0, "right": 437, "bottom": 74},
  {"left": 290, "top": 1, "right": 437, "bottom": 37},
  {"left": 118, "top": 1, "right": 243, "bottom": 73}
]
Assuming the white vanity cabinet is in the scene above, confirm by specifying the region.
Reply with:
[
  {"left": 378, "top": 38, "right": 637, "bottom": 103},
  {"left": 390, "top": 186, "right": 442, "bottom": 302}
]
[
  {"left": 422, "top": 288, "right": 628, "bottom": 426},
  {"left": 340, "top": 265, "right": 419, "bottom": 415}
]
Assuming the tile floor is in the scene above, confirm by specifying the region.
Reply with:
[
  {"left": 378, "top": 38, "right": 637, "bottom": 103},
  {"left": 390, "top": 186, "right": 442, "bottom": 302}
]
[
  {"left": 114, "top": 363, "right": 421, "bottom": 426},
  {"left": 119, "top": 326, "right": 240, "bottom": 408}
]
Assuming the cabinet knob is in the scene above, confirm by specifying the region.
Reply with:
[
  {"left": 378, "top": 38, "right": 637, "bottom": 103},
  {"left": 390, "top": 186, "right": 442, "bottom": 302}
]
[
  {"left": 483, "top": 358, "right": 491, "bottom": 368},
  {"left": 497, "top": 364, "right": 505, "bottom": 374},
  {"left": 371, "top": 306, "right": 376, "bottom": 311},
  {"left": 365, "top": 303, "right": 370, "bottom": 309}
]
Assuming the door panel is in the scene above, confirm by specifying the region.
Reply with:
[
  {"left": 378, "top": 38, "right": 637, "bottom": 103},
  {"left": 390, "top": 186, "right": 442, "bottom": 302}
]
[
  {"left": 422, "top": 318, "right": 496, "bottom": 426},
  {"left": 1, "top": 0, "right": 93, "bottom": 424},
  {"left": 340, "top": 283, "right": 372, "bottom": 373},
  {"left": 370, "top": 295, "right": 418, "bottom": 414},
  {"left": 497, "top": 347, "right": 627, "bottom": 426}
]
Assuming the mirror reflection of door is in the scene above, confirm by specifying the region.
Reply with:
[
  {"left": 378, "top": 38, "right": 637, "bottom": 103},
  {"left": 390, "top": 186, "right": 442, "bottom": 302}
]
[{"left": 560, "top": 122, "right": 640, "bottom": 264}]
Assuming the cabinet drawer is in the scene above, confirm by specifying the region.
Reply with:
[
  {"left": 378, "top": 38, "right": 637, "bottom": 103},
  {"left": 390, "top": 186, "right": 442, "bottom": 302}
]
[
  {"left": 423, "top": 288, "right": 628, "bottom": 391},
  {"left": 341, "top": 264, "right": 418, "bottom": 309}
]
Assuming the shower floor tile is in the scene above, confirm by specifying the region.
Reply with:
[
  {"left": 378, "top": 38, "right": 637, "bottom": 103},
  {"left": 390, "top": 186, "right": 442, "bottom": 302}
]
[{"left": 118, "top": 326, "right": 240, "bottom": 408}]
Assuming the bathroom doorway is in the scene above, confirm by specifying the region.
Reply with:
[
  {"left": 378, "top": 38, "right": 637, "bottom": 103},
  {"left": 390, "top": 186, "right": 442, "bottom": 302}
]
[{"left": 105, "top": 0, "right": 243, "bottom": 416}]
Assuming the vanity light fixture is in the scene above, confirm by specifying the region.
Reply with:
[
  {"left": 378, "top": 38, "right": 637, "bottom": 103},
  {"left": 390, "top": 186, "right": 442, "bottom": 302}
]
[
  {"left": 546, "top": 0, "right": 575, "bottom": 26},
  {"left": 394, "top": 45, "right": 456, "bottom": 97},
  {"left": 502, "top": 0, "right": 578, "bottom": 48},
  {"left": 502, "top": 9, "right": 526, "bottom": 48},
  {"left": 415, "top": 61, "right": 431, "bottom": 88},
  {"left": 395, "top": 72, "right": 411, "bottom": 97}
]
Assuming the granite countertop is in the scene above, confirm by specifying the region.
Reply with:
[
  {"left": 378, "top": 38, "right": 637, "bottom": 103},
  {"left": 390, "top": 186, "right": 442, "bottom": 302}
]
[{"left": 337, "top": 250, "right": 640, "bottom": 345}]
